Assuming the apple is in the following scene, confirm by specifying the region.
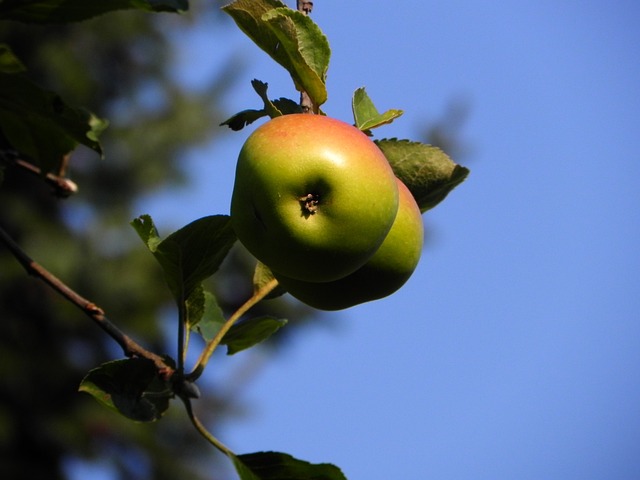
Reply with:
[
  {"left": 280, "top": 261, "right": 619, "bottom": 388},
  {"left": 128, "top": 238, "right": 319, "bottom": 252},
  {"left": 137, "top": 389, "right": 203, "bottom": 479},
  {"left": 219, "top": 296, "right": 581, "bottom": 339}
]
[
  {"left": 230, "top": 113, "right": 399, "bottom": 282},
  {"left": 276, "top": 179, "right": 424, "bottom": 310}
]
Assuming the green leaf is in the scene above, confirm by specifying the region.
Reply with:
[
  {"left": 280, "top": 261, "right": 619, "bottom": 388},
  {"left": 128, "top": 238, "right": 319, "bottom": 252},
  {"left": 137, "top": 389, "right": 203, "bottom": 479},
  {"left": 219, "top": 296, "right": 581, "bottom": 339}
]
[
  {"left": 0, "top": 0, "right": 189, "bottom": 24},
  {"left": 222, "top": 316, "right": 287, "bottom": 355},
  {"left": 130, "top": 214, "right": 162, "bottom": 252},
  {"left": 253, "top": 261, "right": 286, "bottom": 299},
  {"left": 185, "top": 284, "right": 205, "bottom": 329},
  {"left": 220, "top": 79, "right": 301, "bottom": 131},
  {"left": 79, "top": 358, "right": 173, "bottom": 422},
  {"left": 0, "top": 52, "right": 107, "bottom": 173},
  {"left": 146, "top": 215, "right": 236, "bottom": 303},
  {"left": 232, "top": 451, "right": 347, "bottom": 480},
  {"left": 231, "top": 454, "right": 262, "bottom": 480},
  {"left": 223, "top": 0, "right": 330, "bottom": 108},
  {"left": 251, "top": 79, "right": 283, "bottom": 118},
  {"left": 262, "top": 8, "right": 330, "bottom": 107},
  {"left": 272, "top": 98, "right": 303, "bottom": 115},
  {"left": 375, "top": 139, "right": 470, "bottom": 212},
  {"left": 220, "top": 108, "right": 268, "bottom": 131},
  {"left": 154, "top": 215, "right": 236, "bottom": 301},
  {"left": 190, "top": 289, "right": 226, "bottom": 342},
  {"left": 352, "top": 87, "right": 403, "bottom": 132},
  {"left": 0, "top": 44, "right": 26, "bottom": 73},
  {"left": 0, "top": 107, "right": 73, "bottom": 173}
]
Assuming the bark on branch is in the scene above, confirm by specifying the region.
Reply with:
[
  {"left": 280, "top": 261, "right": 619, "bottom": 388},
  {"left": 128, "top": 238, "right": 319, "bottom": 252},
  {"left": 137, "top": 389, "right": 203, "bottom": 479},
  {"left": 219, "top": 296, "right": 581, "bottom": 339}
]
[{"left": 0, "top": 225, "right": 175, "bottom": 379}]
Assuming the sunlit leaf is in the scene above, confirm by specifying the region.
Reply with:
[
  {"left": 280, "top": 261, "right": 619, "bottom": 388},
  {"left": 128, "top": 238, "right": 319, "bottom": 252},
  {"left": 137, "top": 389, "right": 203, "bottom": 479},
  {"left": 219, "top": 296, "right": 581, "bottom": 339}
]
[
  {"left": 252, "top": 261, "right": 286, "bottom": 299},
  {"left": 262, "top": 7, "right": 329, "bottom": 106},
  {"left": 130, "top": 214, "right": 162, "bottom": 252},
  {"left": 352, "top": 87, "right": 403, "bottom": 132},
  {"left": 376, "top": 139, "right": 469, "bottom": 212},
  {"left": 223, "top": 0, "right": 330, "bottom": 108},
  {"left": 185, "top": 284, "right": 205, "bottom": 329},
  {"left": 190, "top": 289, "right": 226, "bottom": 342}
]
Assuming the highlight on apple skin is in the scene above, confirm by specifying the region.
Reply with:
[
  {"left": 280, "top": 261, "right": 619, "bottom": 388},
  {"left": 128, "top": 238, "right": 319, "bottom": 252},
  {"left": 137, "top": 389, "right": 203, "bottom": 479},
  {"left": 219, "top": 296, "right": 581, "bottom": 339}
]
[
  {"left": 230, "top": 113, "right": 400, "bottom": 283},
  {"left": 276, "top": 178, "right": 424, "bottom": 310}
]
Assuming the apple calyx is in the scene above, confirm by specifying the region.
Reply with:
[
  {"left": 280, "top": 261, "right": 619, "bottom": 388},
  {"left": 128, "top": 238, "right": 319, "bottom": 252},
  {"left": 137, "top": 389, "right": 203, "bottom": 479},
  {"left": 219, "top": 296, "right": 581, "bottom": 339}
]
[{"left": 299, "top": 193, "right": 320, "bottom": 216}]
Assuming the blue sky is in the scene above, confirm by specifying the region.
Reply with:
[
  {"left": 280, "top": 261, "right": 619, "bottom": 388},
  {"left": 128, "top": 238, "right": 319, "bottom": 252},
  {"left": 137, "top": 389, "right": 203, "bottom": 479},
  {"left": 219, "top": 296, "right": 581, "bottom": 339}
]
[{"left": 136, "top": 1, "right": 640, "bottom": 479}]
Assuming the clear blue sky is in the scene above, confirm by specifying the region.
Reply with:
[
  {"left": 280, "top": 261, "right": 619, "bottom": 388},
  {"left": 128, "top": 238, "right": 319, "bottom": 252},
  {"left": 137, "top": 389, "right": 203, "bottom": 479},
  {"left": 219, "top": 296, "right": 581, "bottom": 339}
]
[{"left": 137, "top": 1, "right": 640, "bottom": 479}]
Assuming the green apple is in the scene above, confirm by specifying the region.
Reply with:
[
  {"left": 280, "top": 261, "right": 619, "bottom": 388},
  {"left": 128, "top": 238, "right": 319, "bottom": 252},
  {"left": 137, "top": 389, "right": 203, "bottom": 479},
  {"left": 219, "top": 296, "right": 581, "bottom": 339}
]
[
  {"left": 230, "top": 113, "right": 399, "bottom": 282},
  {"left": 276, "top": 179, "right": 424, "bottom": 310}
]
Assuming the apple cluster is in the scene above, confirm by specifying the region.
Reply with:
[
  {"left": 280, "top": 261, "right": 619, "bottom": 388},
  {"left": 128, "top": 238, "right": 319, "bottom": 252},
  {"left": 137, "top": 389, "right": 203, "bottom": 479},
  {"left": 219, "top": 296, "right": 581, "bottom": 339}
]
[{"left": 230, "top": 114, "right": 424, "bottom": 310}]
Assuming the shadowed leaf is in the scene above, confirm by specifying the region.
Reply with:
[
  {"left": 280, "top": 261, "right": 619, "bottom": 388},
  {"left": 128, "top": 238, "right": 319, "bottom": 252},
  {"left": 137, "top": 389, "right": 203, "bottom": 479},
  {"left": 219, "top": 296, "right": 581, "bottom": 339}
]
[
  {"left": 0, "top": 0, "right": 189, "bottom": 24},
  {"left": 232, "top": 451, "right": 347, "bottom": 480},
  {"left": 222, "top": 316, "right": 287, "bottom": 355},
  {"left": 79, "top": 358, "right": 174, "bottom": 422},
  {"left": 221, "top": 108, "right": 268, "bottom": 131},
  {"left": 131, "top": 214, "right": 237, "bottom": 303},
  {"left": 220, "top": 79, "right": 301, "bottom": 131},
  {"left": 0, "top": 46, "right": 107, "bottom": 173},
  {"left": 253, "top": 261, "right": 286, "bottom": 299},
  {"left": 0, "top": 44, "right": 26, "bottom": 73}
]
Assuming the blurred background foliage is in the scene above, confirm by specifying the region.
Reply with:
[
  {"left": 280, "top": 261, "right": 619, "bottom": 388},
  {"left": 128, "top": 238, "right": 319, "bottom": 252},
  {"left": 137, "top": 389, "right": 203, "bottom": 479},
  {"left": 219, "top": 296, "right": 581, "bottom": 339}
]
[
  {"left": 0, "top": 2, "right": 467, "bottom": 479},
  {"left": 0, "top": 3, "right": 312, "bottom": 479}
]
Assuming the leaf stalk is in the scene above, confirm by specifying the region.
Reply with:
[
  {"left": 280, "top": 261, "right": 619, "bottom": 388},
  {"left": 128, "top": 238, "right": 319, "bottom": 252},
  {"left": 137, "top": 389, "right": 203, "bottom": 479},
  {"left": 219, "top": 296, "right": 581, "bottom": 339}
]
[
  {"left": 181, "top": 395, "right": 234, "bottom": 457},
  {"left": 186, "top": 278, "right": 279, "bottom": 382}
]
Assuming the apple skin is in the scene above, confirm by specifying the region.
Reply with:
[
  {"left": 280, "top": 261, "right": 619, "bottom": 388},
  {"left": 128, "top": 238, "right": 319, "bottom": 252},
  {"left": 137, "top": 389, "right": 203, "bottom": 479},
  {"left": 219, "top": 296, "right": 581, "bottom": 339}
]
[
  {"left": 276, "top": 179, "right": 424, "bottom": 310},
  {"left": 231, "top": 114, "right": 399, "bottom": 282}
]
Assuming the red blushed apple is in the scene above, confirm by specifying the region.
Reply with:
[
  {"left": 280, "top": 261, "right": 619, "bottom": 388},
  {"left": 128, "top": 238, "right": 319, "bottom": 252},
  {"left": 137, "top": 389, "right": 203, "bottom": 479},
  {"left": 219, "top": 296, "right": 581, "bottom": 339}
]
[
  {"left": 230, "top": 114, "right": 399, "bottom": 282},
  {"left": 276, "top": 179, "right": 424, "bottom": 310}
]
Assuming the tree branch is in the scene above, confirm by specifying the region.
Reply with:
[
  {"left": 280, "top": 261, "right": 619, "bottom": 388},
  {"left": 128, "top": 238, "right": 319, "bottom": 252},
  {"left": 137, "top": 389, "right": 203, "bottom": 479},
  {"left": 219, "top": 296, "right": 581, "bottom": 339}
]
[
  {"left": 1, "top": 149, "right": 78, "bottom": 198},
  {"left": 297, "top": 1, "right": 315, "bottom": 113},
  {"left": 0, "top": 224, "right": 175, "bottom": 379}
]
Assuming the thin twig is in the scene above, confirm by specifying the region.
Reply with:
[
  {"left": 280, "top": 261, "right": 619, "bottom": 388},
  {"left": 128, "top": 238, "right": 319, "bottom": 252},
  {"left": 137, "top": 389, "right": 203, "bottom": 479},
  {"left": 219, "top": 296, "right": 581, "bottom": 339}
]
[
  {"left": 1, "top": 150, "right": 78, "bottom": 198},
  {"left": 0, "top": 225, "right": 175, "bottom": 379},
  {"left": 297, "top": 1, "right": 316, "bottom": 113}
]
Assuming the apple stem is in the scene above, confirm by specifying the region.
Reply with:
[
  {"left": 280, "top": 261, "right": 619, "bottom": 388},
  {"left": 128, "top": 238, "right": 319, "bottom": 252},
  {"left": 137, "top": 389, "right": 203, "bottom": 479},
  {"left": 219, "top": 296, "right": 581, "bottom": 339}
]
[{"left": 296, "top": 1, "right": 316, "bottom": 114}]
